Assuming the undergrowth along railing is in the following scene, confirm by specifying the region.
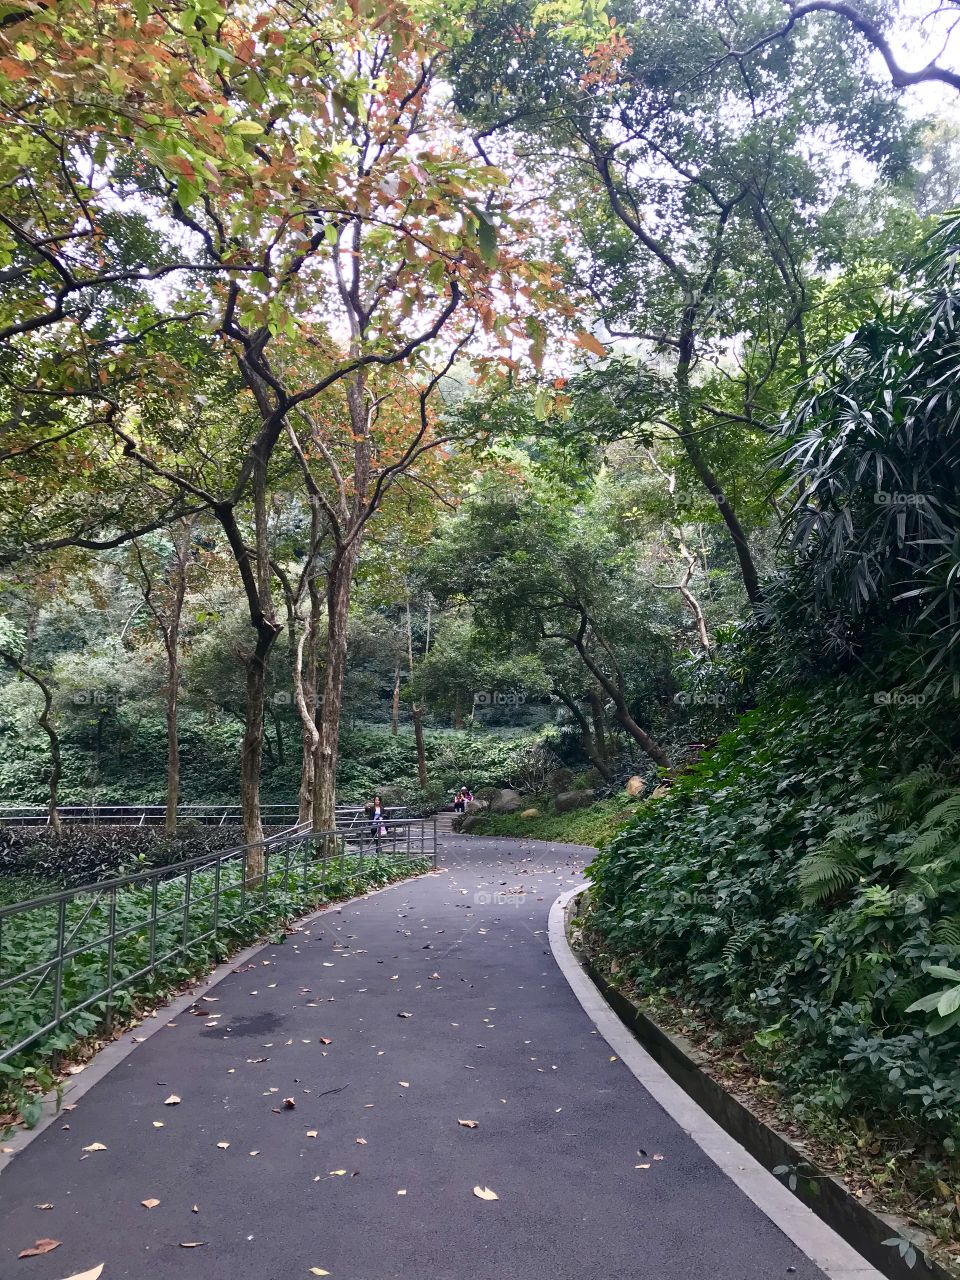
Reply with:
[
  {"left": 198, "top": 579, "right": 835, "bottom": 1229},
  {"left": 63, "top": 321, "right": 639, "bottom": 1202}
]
[
  {"left": 0, "top": 803, "right": 409, "bottom": 828},
  {"left": 0, "top": 818, "right": 436, "bottom": 1066}
]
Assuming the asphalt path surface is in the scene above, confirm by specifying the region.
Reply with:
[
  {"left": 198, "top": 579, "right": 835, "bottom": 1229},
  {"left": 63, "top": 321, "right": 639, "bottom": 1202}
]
[{"left": 0, "top": 835, "right": 829, "bottom": 1280}]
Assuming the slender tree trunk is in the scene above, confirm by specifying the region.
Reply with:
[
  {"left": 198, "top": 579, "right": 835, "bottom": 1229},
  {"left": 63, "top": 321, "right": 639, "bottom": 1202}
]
[
  {"left": 587, "top": 688, "right": 608, "bottom": 763},
  {"left": 165, "top": 644, "right": 180, "bottom": 835},
  {"left": 412, "top": 705, "right": 428, "bottom": 787},
  {"left": 571, "top": 627, "right": 669, "bottom": 767},
  {"left": 241, "top": 626, "right": 278, "bottom": 880},
  {"left": 404, "top": 597, "right": 428, "bottom": 784},
  {"left": 391, "top": 666, "right": 400, "bottom": 735},
  {"left": 313, "top": 543, "right": 359, "bottom": 833},
  {"left": 675, "top": 335, "right": 761, "bottom": 605},
  {"left": 163, "top": 526, "right": 189, "bottom": 836},
  {"left": 294, "top": 586, "right": 321, "bottom": 826},
  {"left": 453, "top": 690, "right": 463, "bottom": 730},
  {"left": 555, "top": 689, "right": 613, "bottom": 782}
]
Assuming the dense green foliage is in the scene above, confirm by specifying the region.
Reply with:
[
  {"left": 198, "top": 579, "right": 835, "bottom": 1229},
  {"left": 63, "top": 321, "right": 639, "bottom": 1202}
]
[
  {"left": 468, "top": 795, "right": 639, "bottom": 848},
  {"left": 0, "top": 709, "right": 536, "bottom": 810},
  {"left": 587, "top": 683, "right": 960, "bottom": 1143}
]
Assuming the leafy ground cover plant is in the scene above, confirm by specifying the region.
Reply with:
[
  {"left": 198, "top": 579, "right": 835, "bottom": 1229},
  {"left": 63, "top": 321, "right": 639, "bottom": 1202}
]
[{"left": 586, "top": 679, "right": 960, "bottom": 1177}]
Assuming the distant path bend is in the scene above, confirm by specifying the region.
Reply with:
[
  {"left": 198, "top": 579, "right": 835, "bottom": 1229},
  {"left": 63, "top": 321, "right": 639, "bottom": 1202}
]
[{"left": 0, "top": 835, "right": 858, "bottom": 1280}]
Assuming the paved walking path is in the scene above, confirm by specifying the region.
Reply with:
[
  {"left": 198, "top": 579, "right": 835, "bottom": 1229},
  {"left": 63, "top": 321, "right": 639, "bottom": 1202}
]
[{"left": 1, "top": 836, "right": 838, "bottom": 1280}]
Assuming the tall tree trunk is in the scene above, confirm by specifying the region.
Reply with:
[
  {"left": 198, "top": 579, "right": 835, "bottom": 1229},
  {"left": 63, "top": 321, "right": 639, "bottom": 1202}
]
[
  {"left": 555, "top": 689, "right": 613, "bottom": 782},
  {"left": 675, "top": 332, "right": 761, "bottom": 606},
  {"left": 295, "top": 583, "right": 321, "bottom": 826},
  {"left": 241, "top": 625, "right": 278, "bottom": 881},
  {"left": 570, "top": 620, "right": 669, "bottom": 767},
  {"left": 163, "top": 524, "right": 189, "bottom": 836},
  {"left": 412, "top": 705, "right": 428, "bottom": 787},
  {"left": 391, "top": 665, "right": 400, "bottom": 735},
  {"left": 404, "top": 597, "right": 428, "bottom": 785},
  {"left": 453, "top": 690, "right": 463, "bottom": 730},
  {"left": 313, "top": 543, "right": 359, "bottom": 833},
  {"left": 164, "top": 645, "right": 180, "bottom": 836},
  {"left": 587, "top": 688, "right": 608, "bottom": 763}
]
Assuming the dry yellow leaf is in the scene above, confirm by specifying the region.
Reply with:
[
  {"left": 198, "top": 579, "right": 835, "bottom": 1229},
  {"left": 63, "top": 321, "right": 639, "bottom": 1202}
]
[
  {"left": 141, "top": 1198, "right": 160, "bottom": 1209},
  {"left": 473, "top": 1185, "right": 498, "bottom": 1201},
  {"left": 306, "top": 1130, "right": 318, "bottom": 1138},
  {"left": 81, "top": 1143, "right": 106, "bottom": 1153},
  {"left": 457, "top": 1120, "right": 479, "bottom": 1129},
  {"left": 329, "top": 1169, "right": 346, "bottom": 1176},
  {"left": 163, "top": 1094, "right": 181, "bottom": 1106},
  {"left": 152, "top": 1121, "right": 164, "bottom": 1129},
  {"left": 309, "top": 1270, "right": 330, "bottom": 1276},
  {"left": 356, "top": 1137, "right": 367, "bottom": 1145},
  {"left": 60, "top": 1267, "right": 104, "bottom": 1280},
  {"left": 217, "top": 1142, "right": 230, "bottom": 1150}
]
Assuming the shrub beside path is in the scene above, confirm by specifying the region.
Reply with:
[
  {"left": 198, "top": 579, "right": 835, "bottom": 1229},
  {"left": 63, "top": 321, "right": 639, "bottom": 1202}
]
[{"left": 0, "top": 834, "right": 836, "bottom": 1280}]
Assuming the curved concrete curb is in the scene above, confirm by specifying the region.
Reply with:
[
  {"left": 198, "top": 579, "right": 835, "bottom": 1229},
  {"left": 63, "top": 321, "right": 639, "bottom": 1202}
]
[
  {"left": 0, "top": 868, "right": 436, "bottom": 1179},
  {"left": 548, "top": 884, "right": 884, "bottom": 1280}
]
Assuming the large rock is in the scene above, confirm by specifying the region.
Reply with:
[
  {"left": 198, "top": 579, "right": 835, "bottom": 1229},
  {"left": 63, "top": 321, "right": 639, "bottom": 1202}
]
[
  {"left": 554, "top": 789, "right": 597, "bottom": 812},
  {"left": 465, "top": 798, "right": 488, "bottom": 813},
  {"left": 459, "top": 814, "right": 486, "bottom": 834},
  {"left": 625, "top": 775, "right": 646, "bottom": 798},
  {"left": 489, "top": 788, "right": 524, "bottom": 815}
]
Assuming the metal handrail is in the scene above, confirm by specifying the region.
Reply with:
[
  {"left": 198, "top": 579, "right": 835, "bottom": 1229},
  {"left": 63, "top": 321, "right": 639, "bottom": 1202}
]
[
  {"left": 0, "top": 803, "right": 409, "bottom": 828},
  {"left": 0, "top": 816, "right": 437, "bottom": 1065}
]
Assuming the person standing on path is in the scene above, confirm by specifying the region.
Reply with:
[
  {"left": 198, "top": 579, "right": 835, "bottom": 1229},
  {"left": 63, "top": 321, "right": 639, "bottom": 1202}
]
[{"left": 369, "top": 793, "right": 386, "bottom": 839}]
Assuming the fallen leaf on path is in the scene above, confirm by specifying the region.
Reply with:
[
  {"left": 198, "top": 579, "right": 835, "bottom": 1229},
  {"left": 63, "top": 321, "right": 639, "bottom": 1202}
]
[
  {"left": 457, "top": 1120, "right": 478, "bottom": 1129},
  {"left": 152, "top": 1121, "right": 164, "bottom": 1128},
  {"left": 397, "top": 1189, "right": 406, "bottom": 1196},
  {"left": 81, "top": 1142, "right": 106, "bottom": 1153},
  {"left": 282, "top": 1097, "right": 296, "bottom": 1109},
  {"left": 306, "top": 1130, "right": 318, "bottom": 1138},
  {"left": 60, "top": 1267, "right": 104, "bottom": 1280},
  {"left": 163, "top": 1095, "right": 180, "bottom": 1106},
  {"left": 19, "top": 1239, "right": 61, "bottom": 1257},
  {"left": 398, "top": 1081, "right": 409, "bottom": 1088},
  {"left": 635, "top": 1163, "right": 651, "bottom": 1170},
  {"left": 64, "top": 1064, "right": 85, "bottom": 1076},
  {"left": 141, "top": 1198, "right": 160, "bottom": 1209},
  {"left": 309, "top": 1269, "right": 330, "bottom": 1276},
  {"left": 397, "top": 1012, "right": 412, "bottom": 1019},
  {"left": 329, "top": 1169, "right": 346, "bottom": 1176},
  {"left": 355, "top": 1138, "right": 366, "bottom": 1145},
  {"left": 178, "top": 1241, "right": 206, "bottom": 1248},
  {"left": 319, "top": 1037, "right": 331, "bottom": 1045},
  {"left": 216, "top": 1142, "right": 230, "bottom": 1150},
  {"left": 248, "top": 1151, "right": 260, "bottom": 1157},
  {"left": 473, "top": 1186, "right": 498, "bottom": 1201},
  {"left": 192, "top": 1205, "right": 199, "bottom": 1213}
]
